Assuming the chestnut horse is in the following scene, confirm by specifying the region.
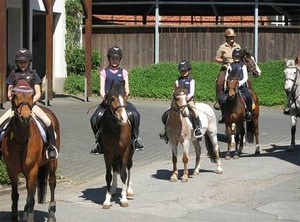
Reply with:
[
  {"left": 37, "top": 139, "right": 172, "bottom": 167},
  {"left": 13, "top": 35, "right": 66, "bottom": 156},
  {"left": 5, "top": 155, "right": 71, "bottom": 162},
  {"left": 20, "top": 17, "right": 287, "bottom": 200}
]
[
  {"left": 222, "top": 74, "right": 260, "bottom": 159},
  {"left": 166, "top": 87, "right": 223, "bottom": 183},
  {"left": 1, "top": 82, "right": 60, "bottom": 222},
  {"left": 100, "top": 82, "right": 134, "bottom": 209}
]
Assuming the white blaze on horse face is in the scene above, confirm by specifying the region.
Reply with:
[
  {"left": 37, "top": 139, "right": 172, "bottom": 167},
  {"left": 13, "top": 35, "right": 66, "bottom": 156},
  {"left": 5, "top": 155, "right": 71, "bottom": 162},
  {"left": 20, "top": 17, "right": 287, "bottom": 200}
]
[
  {"left": 284, "top": 68, "right": 296, "bottom": 91},
  {"left": 119, "top": 95, "right": 128, "bottom": 123},
  {"left": 251, "top": 56, "right": 261, "bottom": 76},
  {"left": 179, "top": 93, "right": 189, "bottom": 117}
]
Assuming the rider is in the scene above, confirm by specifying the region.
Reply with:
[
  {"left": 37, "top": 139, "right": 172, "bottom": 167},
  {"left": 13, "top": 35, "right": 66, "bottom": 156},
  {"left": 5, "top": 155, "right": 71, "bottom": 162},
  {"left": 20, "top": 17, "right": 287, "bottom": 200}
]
[
  {"left": 90, "top": 46, "right": 144, "bottom": 154},
  {"left": 159, "top": 60, "right": 202, "bottom": 142},
  {"left": 214, "top": 28, "right": 241, "bottom": 122},
  {"left": 283, "top": 56, "right": 300, "bottom": 115},
  {"left": 222, "top": 48, "right": 252, "bottom": 122},
  {"left": 0, "top": 49, "right": 58, "bottom": 159}
]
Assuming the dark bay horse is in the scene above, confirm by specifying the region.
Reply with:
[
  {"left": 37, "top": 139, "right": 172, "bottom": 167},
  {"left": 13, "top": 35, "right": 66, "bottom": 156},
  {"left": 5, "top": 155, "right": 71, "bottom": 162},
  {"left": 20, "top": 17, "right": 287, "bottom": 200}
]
[
  {"left": 242, "top": 48, "right": 261, "bottom": 91},
  {"left": 1, "top": 82, "right": 60, "bottom": 222},
  {"left": 222, "top": 74, "right": 260, "bottom": 160},
  {"left": 100, "top": 82, "right": 134, "bottom": 209},
  {"left": 166, "top": 87, "right": 223, "bottom": 183},
  {"left": 284, "top": 58, "right": 300, "bottom": 151}
]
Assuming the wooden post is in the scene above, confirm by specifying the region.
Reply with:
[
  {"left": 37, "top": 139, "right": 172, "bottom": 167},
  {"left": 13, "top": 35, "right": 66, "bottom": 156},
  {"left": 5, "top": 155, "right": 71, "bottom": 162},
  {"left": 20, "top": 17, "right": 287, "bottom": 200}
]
[{"left": 0, "top": 0, "right": 7, "bottom": 108}]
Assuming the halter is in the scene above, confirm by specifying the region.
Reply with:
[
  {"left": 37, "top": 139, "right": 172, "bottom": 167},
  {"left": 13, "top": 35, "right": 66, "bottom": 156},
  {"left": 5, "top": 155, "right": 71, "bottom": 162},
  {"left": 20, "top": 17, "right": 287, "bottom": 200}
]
[
  {"left": 171, "top": 91, "right": 190, "bottom": 117},
  {"left": 12, "top": 87, "right": 34, "bottom": 118}
]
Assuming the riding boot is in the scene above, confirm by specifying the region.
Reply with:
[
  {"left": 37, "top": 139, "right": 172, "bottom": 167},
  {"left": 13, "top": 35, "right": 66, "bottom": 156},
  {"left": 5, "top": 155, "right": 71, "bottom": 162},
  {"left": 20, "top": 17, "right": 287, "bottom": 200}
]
[
  {"left": 159, "top": 128, "right": 169, "bottom": 144},
  {"left": 193, "top": 116, "right": 202, "bottom": 138},
  {"left": 46, "top": 125, "right": 59, "bottom": 159},
  {"left": 90, "top": 130, "right": 103, "bottom": 155},
  {"left": 132, "top": 124, "right": 144, "bottom": 151},
  {"left": 245, "top": 104, "right": 252, "bottom": 122}
]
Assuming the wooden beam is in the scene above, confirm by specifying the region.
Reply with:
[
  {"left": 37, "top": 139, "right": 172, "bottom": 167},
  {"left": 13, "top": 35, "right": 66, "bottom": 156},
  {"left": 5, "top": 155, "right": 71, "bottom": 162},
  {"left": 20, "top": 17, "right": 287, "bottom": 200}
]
[
  {"left": 43, "top": 0, "right": 54, "bottom": 103},
  {"left": 0, "top": 0, "right": 7, "bottom": 107},
  {"left": 84, "top": 0, "right": 92, "bottom": 100}
]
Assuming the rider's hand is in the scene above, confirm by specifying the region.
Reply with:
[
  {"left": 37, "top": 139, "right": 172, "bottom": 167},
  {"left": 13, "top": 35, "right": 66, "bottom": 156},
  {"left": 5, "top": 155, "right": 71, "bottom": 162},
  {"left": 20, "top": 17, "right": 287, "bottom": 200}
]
[{"left": 222, "top": 58, "right": 230, "bottom": 64}]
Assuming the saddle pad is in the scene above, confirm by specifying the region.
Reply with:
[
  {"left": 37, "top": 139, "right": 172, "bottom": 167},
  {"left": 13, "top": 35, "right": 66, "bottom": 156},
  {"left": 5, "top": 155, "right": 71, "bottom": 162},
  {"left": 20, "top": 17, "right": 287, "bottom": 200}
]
[{"left": 35, "top": 119, "right": 47, "bottom": 142}]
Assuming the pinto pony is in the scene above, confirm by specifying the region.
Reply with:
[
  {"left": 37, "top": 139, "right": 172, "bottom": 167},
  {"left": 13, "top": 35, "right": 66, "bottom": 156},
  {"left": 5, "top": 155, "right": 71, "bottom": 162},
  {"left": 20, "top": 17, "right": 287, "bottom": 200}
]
[
  {"left": 1, "top": 80, "right": 60, "bottom": 222},
  {"left": 99, "top": 82, "right": 134, "bottom": 209},
  {"left": 222, "top": 74, "right": 260, "bottom": 159},
  {"left": 165, "top": 87, "right": 223, "bottom": 183}
]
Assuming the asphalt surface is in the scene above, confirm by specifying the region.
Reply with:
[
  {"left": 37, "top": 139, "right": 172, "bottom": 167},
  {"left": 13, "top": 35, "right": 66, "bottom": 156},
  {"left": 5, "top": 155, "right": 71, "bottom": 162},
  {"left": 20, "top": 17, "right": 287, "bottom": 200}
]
[{"left": 0, "top": 96, "right": 299, "bottom": 222}]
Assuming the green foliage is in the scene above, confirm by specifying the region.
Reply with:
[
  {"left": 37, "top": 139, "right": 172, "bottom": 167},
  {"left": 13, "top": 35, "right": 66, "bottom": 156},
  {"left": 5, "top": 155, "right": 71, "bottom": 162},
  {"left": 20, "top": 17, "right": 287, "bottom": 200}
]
[
  {"left": 63, "top": 60, "right": 288, "bottom": 107},
  {"left": 0, "top": 160, "right": 10, "bottom": 185}
]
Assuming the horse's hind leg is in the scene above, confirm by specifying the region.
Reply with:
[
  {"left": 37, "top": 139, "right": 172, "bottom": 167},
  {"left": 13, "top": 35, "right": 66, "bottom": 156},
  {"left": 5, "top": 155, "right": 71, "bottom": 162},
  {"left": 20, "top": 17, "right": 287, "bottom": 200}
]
[
  {"left": 126, "top": 161, "right": 134, "bottom": 199},
  {"left": 207, "top": 132, "right": 223, "bottom": 174},
  {"left": 192, "top": 140, "right": 201, "bottom": 175},
  {"left": 48, "top": 161, "right": 58, "bottom": 222},
  {"left": 289, "top": 115, "right": 297, "bottom": 152},
  {"left": 120, "top": 163, "right": 129, "bottom": 207}
]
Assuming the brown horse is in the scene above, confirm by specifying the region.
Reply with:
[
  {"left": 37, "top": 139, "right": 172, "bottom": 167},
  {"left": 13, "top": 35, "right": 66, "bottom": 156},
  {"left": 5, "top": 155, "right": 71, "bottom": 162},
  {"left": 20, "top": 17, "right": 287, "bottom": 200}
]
[
  {"left": 242, "top": 49, "right": 262, "bottom": 90},
  {"left": 222, "top": 74, "right": 260, "bottom": 160},
  {"left": 1, "top": 82, "right": 60, "bottom": 222},
  {"left": 166, "top": 87, "right": 223, "bottom": 183},
  {"left": 100, "top": 82, "right": 134, "bottom": 209}
]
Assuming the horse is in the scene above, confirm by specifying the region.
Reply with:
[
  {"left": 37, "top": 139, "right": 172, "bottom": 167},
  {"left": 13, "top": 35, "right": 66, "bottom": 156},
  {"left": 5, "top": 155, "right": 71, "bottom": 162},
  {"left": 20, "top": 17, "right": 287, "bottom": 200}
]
[
  {"left": 284, "top": 58, "right": 300, "bottom": 151},
  {"left": 1, "top": 81, "right": 60, "bottom": 222},
  {"left": 221, "top": 74, "right": 260, "bottom": 160},
  {"left": 165, "top": 87, "right": 223, "bottom": 183},
  {"left": 99, "top": 82, "right": 134, "bottom": 209}
]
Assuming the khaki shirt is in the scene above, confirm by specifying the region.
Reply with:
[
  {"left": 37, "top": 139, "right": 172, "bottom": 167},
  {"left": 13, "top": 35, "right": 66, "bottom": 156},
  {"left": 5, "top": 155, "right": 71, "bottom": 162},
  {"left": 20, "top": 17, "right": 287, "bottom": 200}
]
[{"left": 215, "top": 42, "right": 241, "bottom": 66}]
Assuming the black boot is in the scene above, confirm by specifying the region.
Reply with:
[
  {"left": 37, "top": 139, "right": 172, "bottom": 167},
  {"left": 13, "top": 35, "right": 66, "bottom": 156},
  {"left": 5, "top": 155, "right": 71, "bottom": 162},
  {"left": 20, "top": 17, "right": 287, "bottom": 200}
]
[
  {"left": 193, "top": 116, "right": 202, "bottom": 138},
  {"left": 159, "top": 129, "right": 169, "bottom": 144},
  {"left": 133, "top": 138, "right": 144, "bottom": 151},
  {"left": 90, "top": 143, "right": 102, "bottom": 155},
  {"left": 283, "top": 107, "right": 290, "bottom": 115},
  {"left": 46, "top": 125, "right": 58, "bottom": 159}
]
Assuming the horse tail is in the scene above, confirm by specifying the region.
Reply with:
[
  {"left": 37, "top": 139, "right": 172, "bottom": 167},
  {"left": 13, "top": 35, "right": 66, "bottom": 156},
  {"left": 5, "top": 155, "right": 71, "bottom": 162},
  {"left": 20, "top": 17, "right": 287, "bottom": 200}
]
[
  {"left": 204, "top": 134, "right": 217, "bottom": 163},
  {"left": 246, "top": 121, "right": 254, "bottom": 143},
  {"left": 37, "top": 164, "right": 48, "bottom": 204}
]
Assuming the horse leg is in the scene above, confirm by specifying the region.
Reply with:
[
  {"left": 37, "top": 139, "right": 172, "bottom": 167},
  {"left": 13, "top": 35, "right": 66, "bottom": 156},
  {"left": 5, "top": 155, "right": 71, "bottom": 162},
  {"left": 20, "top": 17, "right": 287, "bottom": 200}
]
[
  {"left": 111, "top": 171, "right": 118, "bottom": 197},
  {"left": 169, "top": 142, "right": 178, "bottom": 182},
  {"left": 119, "top": 163, "right": 129, "bottom": 207},
  {"left": 48, "top": 161, "right": 57, "bottom": 222},
  {"left": 233, "top": 133, "right": 240, "bottom": 159},
  {"left": 225, "top": 124, "right": 233, "bottom": 160},
  {"left": 181, "top": 139, "right": 189, "bottom": 183},
  {"left": 192, "top": 140, "right": 201, "bottom": 175},
  {"left": 208, "top": 132, "right": 223, "bottom": 174},
  {"left": 22, "top": 167, "right": 39, "bottom": 222},
  {"left": 254, "top": 119, "right": 260, "bottom": 155},
  {"left": 289, "top": 115, "right": 297, "bottom": 152},
  {"left": 126, "top": 160, "right": 134, "bottom": 199},
  {"left": 103, "top": 166, "right": 113, "bottom": 209},
  {"left": 7, "top": 169, "right": 19, "bottom": 221}
]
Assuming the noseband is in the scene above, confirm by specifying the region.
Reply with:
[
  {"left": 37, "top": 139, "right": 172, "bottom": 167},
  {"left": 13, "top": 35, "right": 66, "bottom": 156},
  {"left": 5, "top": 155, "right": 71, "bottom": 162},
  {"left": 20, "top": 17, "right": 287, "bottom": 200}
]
[{"left": 172, "top": 92, "right": 190, "bottom": 117}]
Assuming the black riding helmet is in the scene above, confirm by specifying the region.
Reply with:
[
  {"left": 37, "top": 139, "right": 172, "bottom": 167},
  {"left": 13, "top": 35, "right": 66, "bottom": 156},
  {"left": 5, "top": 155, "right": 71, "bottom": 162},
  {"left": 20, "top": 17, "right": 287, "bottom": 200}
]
[
  {"left": 178, "top": 61, "right": 191, "bottom": 72},
  {"left": 232, "top": 48, "right": 242, "bottom": 59},
  {"left": 107, "top": 46, "right": 123, "bottom": 58},
  {"left": 15, "top": 48, "right": 32, "bottom": 61}
]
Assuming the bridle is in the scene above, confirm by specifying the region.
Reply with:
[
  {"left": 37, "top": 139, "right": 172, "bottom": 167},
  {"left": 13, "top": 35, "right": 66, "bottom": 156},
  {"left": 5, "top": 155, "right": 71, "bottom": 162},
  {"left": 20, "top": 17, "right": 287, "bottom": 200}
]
[
  {"left": 11, "top": 87, "right": 34, "bottom": 119},
  {"left": 171, "top": 91, "right": 190, "bottom": 117}
]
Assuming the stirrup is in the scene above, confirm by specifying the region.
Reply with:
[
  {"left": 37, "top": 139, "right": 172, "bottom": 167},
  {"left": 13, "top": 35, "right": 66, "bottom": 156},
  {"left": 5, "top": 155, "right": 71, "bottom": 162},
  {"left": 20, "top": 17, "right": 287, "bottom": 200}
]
[
  {"left": 45, "top": 145, "right": 59, "bottom": 160},
  {"left": 133, "top": 138, "right": 144, "bottom": 151},
  {"left": 213, "top": 102, "right": 220, "bottom": 110},
  {"left": 194, "top": 129, "right": 202, "bottom": 138}
]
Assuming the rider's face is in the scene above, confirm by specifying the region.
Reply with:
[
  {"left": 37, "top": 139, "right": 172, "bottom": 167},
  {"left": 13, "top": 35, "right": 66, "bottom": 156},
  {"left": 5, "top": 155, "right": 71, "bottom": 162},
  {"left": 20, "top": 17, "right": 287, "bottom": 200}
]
[
  {"left": 226, "top": 36, "right": 235, "bottom": 45},
  {"left": 109, "top": 56, "right": 121, "bottom": 67},
  {"left": 17, "top": 60, "right": 30, "bottom": 71},
  {"left": 180, "top": 70, "right": 189, "bottom": 77}
]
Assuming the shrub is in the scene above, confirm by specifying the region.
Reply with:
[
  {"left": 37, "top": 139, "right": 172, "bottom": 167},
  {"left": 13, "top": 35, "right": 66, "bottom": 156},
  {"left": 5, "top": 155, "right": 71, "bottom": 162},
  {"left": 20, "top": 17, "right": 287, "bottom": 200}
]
[{"left": 0, "top": 160, "right": 10, "bottom": 185}]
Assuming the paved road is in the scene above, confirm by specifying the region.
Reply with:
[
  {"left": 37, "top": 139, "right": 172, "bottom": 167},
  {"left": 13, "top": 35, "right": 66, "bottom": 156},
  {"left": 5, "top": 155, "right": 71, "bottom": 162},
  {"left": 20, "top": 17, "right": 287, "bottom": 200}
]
[{"left": 0, "top": 96, "right": 299, "bottom": 222}]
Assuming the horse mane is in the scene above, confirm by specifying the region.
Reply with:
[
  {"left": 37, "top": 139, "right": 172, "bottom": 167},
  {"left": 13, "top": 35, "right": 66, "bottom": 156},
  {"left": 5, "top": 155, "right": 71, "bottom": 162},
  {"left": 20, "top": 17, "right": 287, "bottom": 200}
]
[{"left": 106, "top": 81, "right": 126, "bottom": 102}]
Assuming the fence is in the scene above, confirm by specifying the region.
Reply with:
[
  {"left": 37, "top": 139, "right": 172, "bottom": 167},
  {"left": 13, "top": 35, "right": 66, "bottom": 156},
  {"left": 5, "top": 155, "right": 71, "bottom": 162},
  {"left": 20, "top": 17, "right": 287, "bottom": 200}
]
[{"left": 86, "top": 25, "right": 300, "bottom": 69}]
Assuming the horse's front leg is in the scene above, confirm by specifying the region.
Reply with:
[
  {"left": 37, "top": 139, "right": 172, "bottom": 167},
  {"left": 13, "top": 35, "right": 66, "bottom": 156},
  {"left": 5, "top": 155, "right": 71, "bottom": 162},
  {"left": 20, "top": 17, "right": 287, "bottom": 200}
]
[
  {"left": 181, "top": 139, "right": 190, "bottom": 183},
  {"left": 169, "top": 142, "right": 178, "bottom": 182},
  {"left": 192, "top": 140, "right": 201, "bottom": 175},
  {"left": 289, "top": 115, "right": 297, "bottom": 151},
  {"left": 7, "top": 169, "right": 19, "bottom": 221},
  {"left": 48, "top": 160, "right": 57, "bottom": 222},
  {"left": 103, "top": 167, "right": 113, "bottom": 209},
  {"left": 253, "top": 118, "right": 260, "bottom": 155},
  {"left": 225, "top": 123, "right": 234, "bottom": 160},
  {"left": 119, "top": 163, "right": 129, "bottom": 207}
]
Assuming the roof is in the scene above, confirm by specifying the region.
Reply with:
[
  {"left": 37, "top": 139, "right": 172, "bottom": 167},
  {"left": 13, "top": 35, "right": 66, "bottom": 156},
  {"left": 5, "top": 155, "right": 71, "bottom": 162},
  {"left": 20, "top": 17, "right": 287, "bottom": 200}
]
[{"left": 92, "top": 0, "right": 300, "bottom": 19}]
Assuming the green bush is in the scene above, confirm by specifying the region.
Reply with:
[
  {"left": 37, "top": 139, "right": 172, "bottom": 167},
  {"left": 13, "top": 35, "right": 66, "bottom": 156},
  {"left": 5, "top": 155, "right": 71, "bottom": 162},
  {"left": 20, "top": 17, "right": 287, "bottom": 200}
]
[
  {"left": 0, "top": 160, "right": 10, "bottom": 185},
  {"left": 63, "top": 60, "right": 287, "bottom": 107}
]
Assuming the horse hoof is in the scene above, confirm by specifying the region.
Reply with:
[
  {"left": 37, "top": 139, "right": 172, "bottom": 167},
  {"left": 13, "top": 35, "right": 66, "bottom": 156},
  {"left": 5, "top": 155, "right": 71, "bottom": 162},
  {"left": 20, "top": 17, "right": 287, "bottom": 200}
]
[
  {"left": 255, "top": 150, "right": 260, "bottom": 155},
  {"left": 225, "top": 155, "right": 231, "bottom": 160},
  {"left": 127, "top": 192, "right": 134, "bottom": 199},
  {"left": 216, "top": 168, "right": 224, "bottom": 174},
  {"left": 102, "top": 204, "right": 111, "bottom": 209},
  {"left": 233, "top": 155, "right": 239, "bottom": 159},
  {"left": 193, "top": 171, "right": 200, "bottom": 176},
  {"left": 121, "top": 201, "right": 129, "bottom": 207},
  {"left": 181, "top": 176, "right": 188, "bottom": 183},
  {"left": 47, "top": 216, "right": 56, "bottom": 222},
  {"left": 170, "top": 174, "right": 178, "bottom": 182}
]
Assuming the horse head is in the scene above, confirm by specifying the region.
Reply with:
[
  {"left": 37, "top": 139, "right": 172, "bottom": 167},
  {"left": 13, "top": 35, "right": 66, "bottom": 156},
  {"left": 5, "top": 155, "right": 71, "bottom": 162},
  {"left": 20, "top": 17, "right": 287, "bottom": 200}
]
[
  {"left": 172, "top": 87, "right": 189, "bottom": 117},
  {"left": 226, "top": 74, "right": 239, "bottom": 100},
  {"left": 105, "top": 81, "right": 128, "bottom": 123},
  {"left": 284, "top": 59, "right": 298, "bottom": 92},
  {"left": 242, "top": 48, "right": 261, "bottom": 77},
  {"left": 11, "top": 80, "right": 34, "bottom": 125}
]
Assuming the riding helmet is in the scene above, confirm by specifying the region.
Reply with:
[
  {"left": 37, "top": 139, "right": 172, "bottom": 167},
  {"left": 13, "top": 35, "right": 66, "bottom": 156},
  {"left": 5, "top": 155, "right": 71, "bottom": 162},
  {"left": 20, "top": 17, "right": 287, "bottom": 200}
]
[
  {"left": 107, "top": 46, "right": 123, "bottom": 58},
  {"left": 178, "top": 61, "right": 192, "bottom": 72},
  {"left": 232, "top": 48, "right": 242, "bottom": 59},
  {"left": 15, "top": 48, "right": 32, "bottom": 61},
  {"left": 224, "top": 28, "right": 236, "bottom": 37}
]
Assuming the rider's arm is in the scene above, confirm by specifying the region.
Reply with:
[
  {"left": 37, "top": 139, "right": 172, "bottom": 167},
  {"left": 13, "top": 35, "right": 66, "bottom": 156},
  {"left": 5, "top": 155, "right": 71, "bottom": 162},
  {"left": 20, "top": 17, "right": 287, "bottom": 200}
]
[
  {"left": 215, "top": 47, "right": 224, "bottom": 64},
  {"left": 187, "top": 79, "right": 195, "bottom": 100},
  {"left": 33, "top": 84, "right": 41, "bottom": 103},
  {"left": 123, "top": 74, "right": 130, "bottom": 98},
  {"left": 7, "top": 85, "right": 13, "bottom": 101},
  {"left": 239, "top": 65, "right": 248, "bottom": 87},
  {"left": 99, "top": 74, "right": 106, "bottom": 100}
]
